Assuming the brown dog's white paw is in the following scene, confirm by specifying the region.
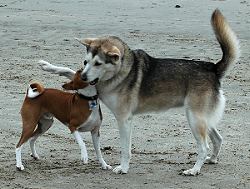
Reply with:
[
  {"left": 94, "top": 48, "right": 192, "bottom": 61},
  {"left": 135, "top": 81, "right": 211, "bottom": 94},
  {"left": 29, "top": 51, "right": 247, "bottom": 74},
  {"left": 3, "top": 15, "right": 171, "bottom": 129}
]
[
  {"left": 81, "top": 156, "right": 88, "bottom": 164},
  {"left": 102, "top": 164, "right": 112, "bottom": 170},
  {"left": 16, "top": 165, "right": 24, "bottom": 171},
  {"left": 38, "top": 60, "right": 54, "bottom": 72},
  {"left": 30, "top": 153, "right": 40, "bottom": 160}
]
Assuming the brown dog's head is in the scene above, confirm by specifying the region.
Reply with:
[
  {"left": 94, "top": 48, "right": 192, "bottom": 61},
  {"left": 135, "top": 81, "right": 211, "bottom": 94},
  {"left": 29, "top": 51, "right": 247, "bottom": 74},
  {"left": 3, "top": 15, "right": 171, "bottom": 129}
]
[{"left": 62, "top": 69, "right": 89, "bottom": 90}]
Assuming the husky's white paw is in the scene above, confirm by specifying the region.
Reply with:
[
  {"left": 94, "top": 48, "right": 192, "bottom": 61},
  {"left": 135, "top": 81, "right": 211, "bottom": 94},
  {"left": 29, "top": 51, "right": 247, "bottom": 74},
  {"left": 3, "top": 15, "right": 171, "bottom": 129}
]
[
  {"left": 113, "top": 165, "right": 128, "bottom": 174},
  {"left": 182, "top": 168, "right": 200, "bottom": 176},
  {"left": 206, "top": 156, "right": 218, "bottom": 164},
  {"left": 16, "top": 164, "right": 24, "bottom": 171}
]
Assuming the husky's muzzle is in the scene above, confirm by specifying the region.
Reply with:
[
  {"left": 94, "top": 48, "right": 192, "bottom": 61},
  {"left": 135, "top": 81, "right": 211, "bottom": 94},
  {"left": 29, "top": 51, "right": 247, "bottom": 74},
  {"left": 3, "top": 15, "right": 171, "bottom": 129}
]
[
  {"left": 81, "top": 72, "right": 88, "bottom": 81},
  {"left": 81, "top": 73, "right": 99, "bottom": 85}
]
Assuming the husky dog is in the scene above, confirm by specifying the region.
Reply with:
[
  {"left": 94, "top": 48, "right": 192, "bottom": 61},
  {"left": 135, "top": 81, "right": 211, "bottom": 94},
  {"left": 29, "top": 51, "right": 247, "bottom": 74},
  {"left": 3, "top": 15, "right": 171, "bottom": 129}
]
[{"left": 39, "top": 9, "right": 239, "bottom": 175}]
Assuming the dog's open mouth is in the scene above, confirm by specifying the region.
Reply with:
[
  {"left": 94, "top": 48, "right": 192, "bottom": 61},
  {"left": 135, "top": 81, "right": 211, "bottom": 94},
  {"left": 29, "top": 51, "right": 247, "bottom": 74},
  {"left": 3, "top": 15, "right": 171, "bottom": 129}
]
[{"left": 89, "top": 78, "right": 99, "bottom": 85}]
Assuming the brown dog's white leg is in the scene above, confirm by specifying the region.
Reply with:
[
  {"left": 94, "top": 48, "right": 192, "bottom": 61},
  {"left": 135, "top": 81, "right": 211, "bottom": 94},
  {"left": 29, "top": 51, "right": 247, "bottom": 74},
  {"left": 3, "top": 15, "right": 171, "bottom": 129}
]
[
  {"left": 15, "top": 145, "right": 24, "bottom": 171},
  {"left": 38, "top": 60, "right": 76, "bottom": 80},
  {"left": 29, "top": 136, "right": 39, "bottom": 160},
  {"left": 29, "top": 116, "right": 54, "bottom": 160},
  {"left": 16, "top": 123, "right": 38, "bottom": 171},
  {"left": 72, "top": 131, "right": 88, "bottom": 164},
  {"left": 91, "top": 131, "right": 112, "bottom": 170}
]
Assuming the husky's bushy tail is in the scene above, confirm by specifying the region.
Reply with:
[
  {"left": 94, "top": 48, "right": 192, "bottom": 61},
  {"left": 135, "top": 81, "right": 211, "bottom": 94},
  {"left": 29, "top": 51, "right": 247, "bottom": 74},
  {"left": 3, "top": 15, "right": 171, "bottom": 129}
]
[
  {"left": 211, "top": 9, "right": 240, "bottom": 79},
  {"left": 27, "top": 83, "right": 45, "bottom": 98}
]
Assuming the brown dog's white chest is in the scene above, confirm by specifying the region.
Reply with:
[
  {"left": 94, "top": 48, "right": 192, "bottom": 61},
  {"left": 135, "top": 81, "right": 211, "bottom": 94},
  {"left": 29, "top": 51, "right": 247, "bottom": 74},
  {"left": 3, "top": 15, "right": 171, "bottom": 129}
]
[{"left": 77, "top": 105, "right": 102, "bottom": 132}]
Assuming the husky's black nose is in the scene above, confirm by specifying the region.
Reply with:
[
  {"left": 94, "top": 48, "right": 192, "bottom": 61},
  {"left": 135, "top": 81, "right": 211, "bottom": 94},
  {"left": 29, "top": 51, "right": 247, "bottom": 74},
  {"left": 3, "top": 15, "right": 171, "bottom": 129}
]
[{"left": 81, "top": 73, "right": 87, "bottom": 81}]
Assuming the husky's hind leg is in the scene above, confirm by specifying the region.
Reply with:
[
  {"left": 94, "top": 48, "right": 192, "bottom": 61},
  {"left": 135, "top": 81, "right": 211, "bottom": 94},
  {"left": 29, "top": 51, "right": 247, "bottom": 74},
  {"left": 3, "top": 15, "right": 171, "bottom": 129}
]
[
  {"left": 206, "top": 91, "right": 225, "bottom": 164},
  {"left": 184, "top": 108, "right": 209, "bottom": 175}
]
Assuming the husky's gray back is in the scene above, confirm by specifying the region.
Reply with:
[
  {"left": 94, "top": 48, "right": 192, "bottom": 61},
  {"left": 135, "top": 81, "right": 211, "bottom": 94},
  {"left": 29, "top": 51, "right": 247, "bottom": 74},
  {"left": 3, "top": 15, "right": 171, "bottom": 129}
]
[{"left": 118, "top": 49, "right": 220, "bottom": 113}]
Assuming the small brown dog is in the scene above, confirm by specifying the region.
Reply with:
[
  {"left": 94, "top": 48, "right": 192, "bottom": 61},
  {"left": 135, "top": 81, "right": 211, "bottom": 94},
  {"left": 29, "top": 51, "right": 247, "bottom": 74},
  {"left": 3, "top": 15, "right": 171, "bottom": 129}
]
[{"left": 15, "top": 70, "right": 111, "bottom": 171}]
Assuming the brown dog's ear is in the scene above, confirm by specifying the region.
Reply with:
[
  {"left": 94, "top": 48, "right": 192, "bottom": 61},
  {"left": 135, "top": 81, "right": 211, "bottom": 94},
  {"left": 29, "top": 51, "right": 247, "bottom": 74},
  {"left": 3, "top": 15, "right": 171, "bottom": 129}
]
[
  {"left": 62, "top": 81, "right": 73, "bottom": 90},
  {"left": 76, "top": 69, "right": 83, "bottom": 74},
  {"left": 74, "top": 37, "right": 97, "bottom": 47},
  {"left": 62, "top": 69, "right": 89, "bottom": 90}
]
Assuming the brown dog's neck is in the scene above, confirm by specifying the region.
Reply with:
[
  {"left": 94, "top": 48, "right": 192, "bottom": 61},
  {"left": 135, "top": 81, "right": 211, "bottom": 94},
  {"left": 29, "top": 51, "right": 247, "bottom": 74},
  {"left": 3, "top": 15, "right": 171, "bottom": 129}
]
[{"left": 77, "top": 93, "right": 98, "bottom": 101}]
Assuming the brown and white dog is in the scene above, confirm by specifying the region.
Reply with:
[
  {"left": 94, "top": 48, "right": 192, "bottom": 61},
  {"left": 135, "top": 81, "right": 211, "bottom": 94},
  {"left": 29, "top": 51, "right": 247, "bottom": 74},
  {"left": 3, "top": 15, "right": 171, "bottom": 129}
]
[{"left": 15, "top": 70, "right": 111, "bottom": 171}]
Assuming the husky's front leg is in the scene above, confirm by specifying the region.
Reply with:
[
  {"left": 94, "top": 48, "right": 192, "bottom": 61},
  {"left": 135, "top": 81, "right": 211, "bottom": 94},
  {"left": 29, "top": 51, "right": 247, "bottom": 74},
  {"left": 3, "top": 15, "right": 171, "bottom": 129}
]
[
  {"left": 38, "top": 60, "right": 76, "bottom": 80},
  {"left": 113, "top": 118, "right": 133, "bottom": 174}
]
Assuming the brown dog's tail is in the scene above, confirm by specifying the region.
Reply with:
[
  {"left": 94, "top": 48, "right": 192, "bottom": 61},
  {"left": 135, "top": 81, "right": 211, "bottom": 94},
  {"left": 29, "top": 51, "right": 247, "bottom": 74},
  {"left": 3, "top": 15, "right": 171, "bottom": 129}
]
[
  {"left": 211, "top": 9, "right": 240, "bottom": 79},
  {"left": 27, "top": 83, "right": 45, "bottom": 98}
]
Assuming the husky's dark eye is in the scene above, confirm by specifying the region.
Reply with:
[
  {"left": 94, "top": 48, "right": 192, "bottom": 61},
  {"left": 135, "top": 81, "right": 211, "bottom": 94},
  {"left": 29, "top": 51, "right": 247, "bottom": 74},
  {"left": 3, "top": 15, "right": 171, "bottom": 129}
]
[
  {"left": 94, "top": 62, "right": 102, "bottom": 66},
  {"left": 83, "top": 60, "right": 87, "bottom": 65}
]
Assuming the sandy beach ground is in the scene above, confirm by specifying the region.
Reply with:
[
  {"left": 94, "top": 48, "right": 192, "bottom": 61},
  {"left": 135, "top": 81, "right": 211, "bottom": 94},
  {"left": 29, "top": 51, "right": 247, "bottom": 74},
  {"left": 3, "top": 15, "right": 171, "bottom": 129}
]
[{"left": 0, "top": 0, "right": 250, "bottom": 188}]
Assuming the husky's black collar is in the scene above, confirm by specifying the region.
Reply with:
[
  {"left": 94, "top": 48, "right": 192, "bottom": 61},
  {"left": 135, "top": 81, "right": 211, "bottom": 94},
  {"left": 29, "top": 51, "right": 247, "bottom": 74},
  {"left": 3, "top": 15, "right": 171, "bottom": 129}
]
[{"left": 77, "top": 93, "right": 98, "bottom": 101}]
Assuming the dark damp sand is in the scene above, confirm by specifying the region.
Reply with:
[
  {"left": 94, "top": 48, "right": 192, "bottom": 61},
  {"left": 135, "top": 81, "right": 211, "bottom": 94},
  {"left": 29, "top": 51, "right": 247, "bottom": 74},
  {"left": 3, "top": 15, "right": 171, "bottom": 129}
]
[{"left": 0, "top": 0, "right": 249, "bottom": 188}]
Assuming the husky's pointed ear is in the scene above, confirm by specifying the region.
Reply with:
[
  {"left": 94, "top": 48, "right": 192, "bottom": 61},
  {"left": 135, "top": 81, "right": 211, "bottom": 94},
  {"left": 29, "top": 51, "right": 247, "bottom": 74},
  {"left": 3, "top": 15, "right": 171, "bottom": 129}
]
[
  {"left": 74, "top": 37, "right": 97, "bottom": 47},
  {"left": 106, "top": 46, "right": 121, "bottom": 62}
]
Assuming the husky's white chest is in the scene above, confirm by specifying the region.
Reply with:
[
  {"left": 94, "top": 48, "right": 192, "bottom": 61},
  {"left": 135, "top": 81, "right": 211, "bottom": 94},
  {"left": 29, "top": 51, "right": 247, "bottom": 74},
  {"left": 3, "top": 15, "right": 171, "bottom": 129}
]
[{"left": 100, "top": 93, "right": 119, "bottom": 114}]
